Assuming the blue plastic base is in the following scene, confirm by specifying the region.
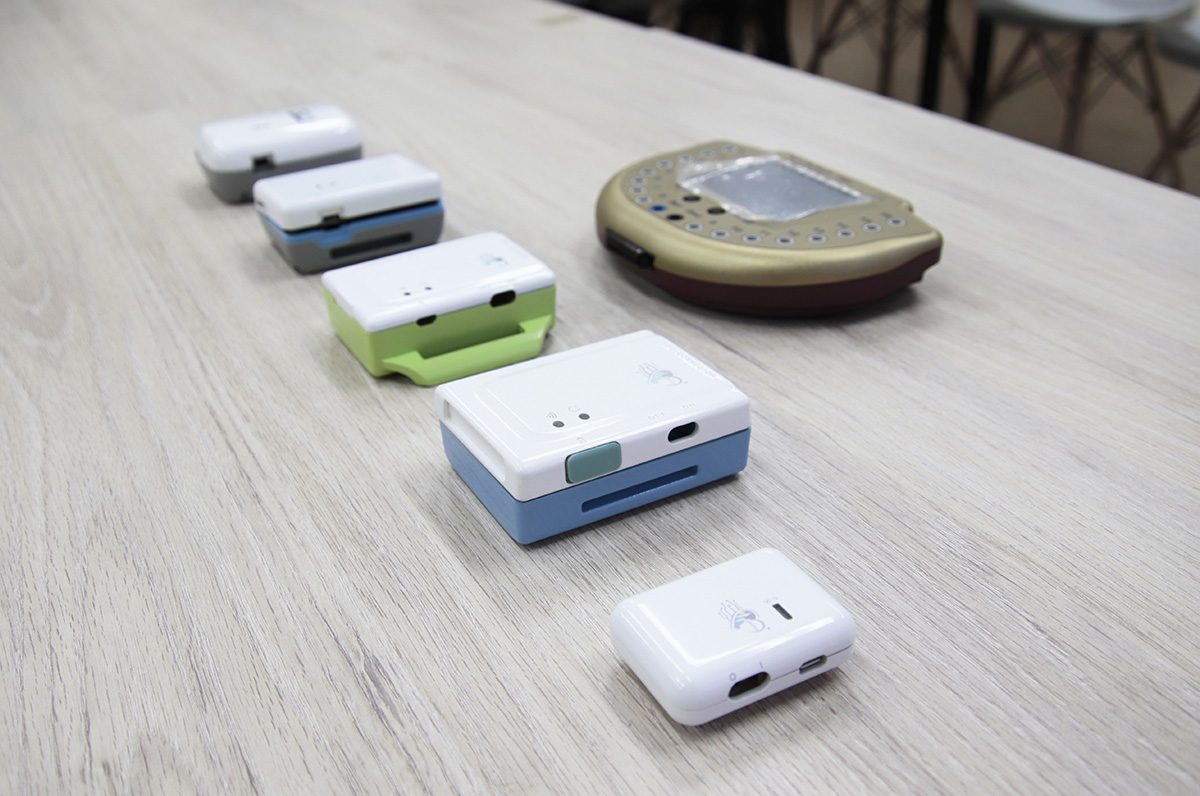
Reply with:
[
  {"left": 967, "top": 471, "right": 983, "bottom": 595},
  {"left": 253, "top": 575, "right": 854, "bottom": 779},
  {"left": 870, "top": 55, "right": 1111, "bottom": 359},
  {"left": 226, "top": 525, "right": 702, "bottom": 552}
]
[
  {"left": 261, "top": 200, "right": 444, "bottom": 273},
  {"left": 441, "top": 423, "right": 751, "bottom": 544}
]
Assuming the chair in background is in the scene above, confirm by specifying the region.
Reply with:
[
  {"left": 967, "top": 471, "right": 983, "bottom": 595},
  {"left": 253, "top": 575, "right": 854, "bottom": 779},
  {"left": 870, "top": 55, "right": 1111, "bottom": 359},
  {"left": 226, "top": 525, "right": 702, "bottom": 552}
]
[
  {"left": 807, "top": 0, "right": 969, "bottom": 103},
  {"left": 966, "top": 0, "right": 1195, "bottom": 156},
  {"left": 673, "top": 0, "right": 793, "bottom": 65},
  {"left": 1146, "top": 18, "right": 1200, "bottom": 188}
]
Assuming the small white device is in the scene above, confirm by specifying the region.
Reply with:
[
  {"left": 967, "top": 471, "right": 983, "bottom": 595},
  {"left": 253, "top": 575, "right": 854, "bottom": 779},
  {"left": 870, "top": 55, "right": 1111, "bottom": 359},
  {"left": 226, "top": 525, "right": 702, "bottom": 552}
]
[
  {"left": 254, "top": 154, "right": 444, "bottom": 273},
  {"left": 435, "top": 330, "right": 751, "bottom": 544},
  {"left": 194, "top": 104, "right": 361, "bottom": 202},
  {"left": 610, "top": 548, "right": 856, "bottom": 726},
  {"left": 323, "top": 232, "right": 556, "bottom": 385}
]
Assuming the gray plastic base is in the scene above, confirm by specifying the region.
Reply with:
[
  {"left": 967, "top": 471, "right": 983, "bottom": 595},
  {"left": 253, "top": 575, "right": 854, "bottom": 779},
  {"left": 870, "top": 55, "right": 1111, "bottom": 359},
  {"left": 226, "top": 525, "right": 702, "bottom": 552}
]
[{"left": 199, "top": 145, "right": 362, "bottom": 203}]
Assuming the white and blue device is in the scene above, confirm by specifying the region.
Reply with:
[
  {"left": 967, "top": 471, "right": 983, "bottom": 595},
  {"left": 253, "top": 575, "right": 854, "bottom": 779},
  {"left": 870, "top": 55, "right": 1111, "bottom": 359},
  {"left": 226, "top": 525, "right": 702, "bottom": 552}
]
[
  {"left": 435, "top": 330, "right": 751, "bottom": 544},
  {"left": 253, "top": 154, "right": 443, "bottom": 273}
]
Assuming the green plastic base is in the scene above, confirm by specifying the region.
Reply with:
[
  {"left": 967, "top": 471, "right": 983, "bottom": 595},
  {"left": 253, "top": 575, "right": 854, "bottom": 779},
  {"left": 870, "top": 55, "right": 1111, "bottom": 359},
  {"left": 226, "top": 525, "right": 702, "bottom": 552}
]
[{"left": 325, "top": 285, "right": 556, "bottom": 385}]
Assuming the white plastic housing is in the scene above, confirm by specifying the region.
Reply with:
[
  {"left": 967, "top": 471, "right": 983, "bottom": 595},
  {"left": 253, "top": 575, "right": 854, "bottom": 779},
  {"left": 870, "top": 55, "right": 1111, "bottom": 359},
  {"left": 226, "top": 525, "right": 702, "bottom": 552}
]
[
  {"left": 435, "top": 330, "right": 751, "bottom": 502},
  {"left": 321, "top": 232, "right": 554, "bottom": 333},
  {"left": 610, "top": 548, "right": 856, "bottom": 726},
  {"left": 194, "top": 104, "right": 360, "bottom": 173},
  {"left": 253, "top": 154, "right": 442, "bottom": 231}
]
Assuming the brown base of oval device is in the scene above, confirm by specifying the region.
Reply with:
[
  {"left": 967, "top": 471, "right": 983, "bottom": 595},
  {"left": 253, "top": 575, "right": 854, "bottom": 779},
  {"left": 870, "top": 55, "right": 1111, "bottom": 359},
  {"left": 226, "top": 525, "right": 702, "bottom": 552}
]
[{"left": 608, "top": 244, "right": 942, "bottom": 317}]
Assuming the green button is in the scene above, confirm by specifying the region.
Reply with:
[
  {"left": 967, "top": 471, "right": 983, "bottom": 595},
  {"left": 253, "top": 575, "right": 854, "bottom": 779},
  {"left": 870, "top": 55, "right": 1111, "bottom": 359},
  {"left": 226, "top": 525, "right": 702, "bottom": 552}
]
[{"left": 565, "top": 442, "right": 622, "bottom": 484}]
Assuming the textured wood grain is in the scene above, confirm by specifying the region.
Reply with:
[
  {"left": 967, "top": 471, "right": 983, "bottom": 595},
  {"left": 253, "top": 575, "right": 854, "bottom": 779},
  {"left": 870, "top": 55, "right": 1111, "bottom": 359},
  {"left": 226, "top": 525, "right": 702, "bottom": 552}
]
[{"left": 1, "top": 0, "right": 1198, "bottom": 793}]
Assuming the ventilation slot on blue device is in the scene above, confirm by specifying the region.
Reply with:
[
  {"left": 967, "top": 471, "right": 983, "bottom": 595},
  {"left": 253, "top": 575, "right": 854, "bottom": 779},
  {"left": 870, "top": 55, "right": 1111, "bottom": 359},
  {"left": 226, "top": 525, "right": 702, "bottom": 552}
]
[
  {"left": 580, "top": 466, "right": 698, "bottom": 512},
  {"left": 331, "top": 232, "right": 413, "bottom": 259}
]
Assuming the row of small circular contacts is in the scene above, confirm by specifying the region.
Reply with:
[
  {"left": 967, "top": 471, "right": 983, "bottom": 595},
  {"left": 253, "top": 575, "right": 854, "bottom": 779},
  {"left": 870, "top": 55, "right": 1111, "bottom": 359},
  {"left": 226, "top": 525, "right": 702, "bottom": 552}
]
[
  {"left": 631, "top": 192, "right": 911, "bottom": 245},
  {"left": 638, "top": 143, "right": 745, "bottom": 176},
  {"left": 624, "top": 145, "right": 914, "bottom": 246},
  {"left": 698, "top": 217, "right": 908, "bottom": 245}
]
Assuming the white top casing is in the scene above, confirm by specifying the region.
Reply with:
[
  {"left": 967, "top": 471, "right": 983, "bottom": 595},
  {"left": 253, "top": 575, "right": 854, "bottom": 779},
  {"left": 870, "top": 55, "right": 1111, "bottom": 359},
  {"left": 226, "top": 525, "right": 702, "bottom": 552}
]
[
  {"left": 194, "top": 104, "right": 360, "bottom": 173},
  {"left": 253, "top": 154, "right": 442, "bottom": 231},
  {"left": 610, "top": 548, "right": 857, "bottom": 726},
  {"left": 435, "top": 330, "right": 751, "bottom": 502},
  {"left": 322, "top": 232, "right": 555, "bottom": 333}
]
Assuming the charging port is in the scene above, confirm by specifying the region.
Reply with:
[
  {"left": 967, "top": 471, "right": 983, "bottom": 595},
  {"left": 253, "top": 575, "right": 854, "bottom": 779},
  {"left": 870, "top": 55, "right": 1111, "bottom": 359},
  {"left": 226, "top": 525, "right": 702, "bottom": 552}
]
[
  {"left": 490, "top": 290, "right": 516, "bottom": 307},
  {"left": 417, "top": 315, "right": 436, "bottom": 326},
  {"left": 251, "top": 154, "right": 274, "bottom": 172},
  {"left": 604, "top": 229, "right": 654, "bottom": 270},
  {"left": 667, "top": 422, "right": 697, "bottom": 442},
  {"left": 729, "top": 672, "right": 769, "bottom": 699},
  {"left": 799, "top": 655, "right": 826, "bottom": 672}
]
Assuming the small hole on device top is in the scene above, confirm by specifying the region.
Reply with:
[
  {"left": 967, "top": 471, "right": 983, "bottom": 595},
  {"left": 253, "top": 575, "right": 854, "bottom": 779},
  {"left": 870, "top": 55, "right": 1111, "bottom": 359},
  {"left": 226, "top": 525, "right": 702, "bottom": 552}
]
[
  {"left": 490, "top": 290, "right": 516, "bottom": 307},
  {"left": 667, "top": 422, "right": 697, "bottom": 442},
  {"left": 417, "top": 315, "right": 436, "bottom": 326},
  {"left": 729, "top": 672, "right": 769, "bottom": 699},
  {"left": 773, "top": 603, "right": 792, "bottom": 620}
]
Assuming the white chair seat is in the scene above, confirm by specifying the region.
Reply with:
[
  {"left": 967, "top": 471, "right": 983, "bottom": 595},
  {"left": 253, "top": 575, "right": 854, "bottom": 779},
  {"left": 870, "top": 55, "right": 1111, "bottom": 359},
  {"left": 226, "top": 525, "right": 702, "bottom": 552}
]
[{"left": 977, "top": 0, "right": 1195, "bottom": 33}]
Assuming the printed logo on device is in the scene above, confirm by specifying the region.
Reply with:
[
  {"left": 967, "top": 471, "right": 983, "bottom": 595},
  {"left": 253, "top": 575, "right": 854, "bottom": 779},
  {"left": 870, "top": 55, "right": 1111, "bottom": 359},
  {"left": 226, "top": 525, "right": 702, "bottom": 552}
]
[
  {"left": 639, "top": 362, "right": 683, "bottom": 387},
  {"left": 719, "top": 600, "right": 765, "bottom": 633}
]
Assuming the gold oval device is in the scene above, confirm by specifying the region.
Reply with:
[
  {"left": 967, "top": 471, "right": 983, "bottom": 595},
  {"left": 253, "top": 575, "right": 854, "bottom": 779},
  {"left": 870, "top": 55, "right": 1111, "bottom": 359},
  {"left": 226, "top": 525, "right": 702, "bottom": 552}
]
[{"left": 595, "top": 141, "right": 943, "bottom": 315}]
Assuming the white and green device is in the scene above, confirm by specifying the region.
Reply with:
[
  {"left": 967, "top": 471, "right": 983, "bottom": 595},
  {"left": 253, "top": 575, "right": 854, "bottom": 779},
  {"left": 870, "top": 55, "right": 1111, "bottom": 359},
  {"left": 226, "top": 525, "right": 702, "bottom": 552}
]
[
  {"left": 322, "top": 232, "right": 556, "bottom": 386},
  {"left": 596, "top": 141, "right": 942, "bottom": 315}
]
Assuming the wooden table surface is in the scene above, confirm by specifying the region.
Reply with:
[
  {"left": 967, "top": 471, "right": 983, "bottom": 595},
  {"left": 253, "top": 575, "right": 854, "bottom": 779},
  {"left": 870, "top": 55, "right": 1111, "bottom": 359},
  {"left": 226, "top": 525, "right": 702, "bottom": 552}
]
[{"left": 3, "top": 0, "right": 1198, "bottom": 793}]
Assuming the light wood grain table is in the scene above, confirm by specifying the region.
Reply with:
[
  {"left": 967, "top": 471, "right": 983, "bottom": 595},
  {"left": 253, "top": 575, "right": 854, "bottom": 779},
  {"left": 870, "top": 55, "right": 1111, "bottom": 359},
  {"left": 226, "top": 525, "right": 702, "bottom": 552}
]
[{"left": 2, "top": 0, "right": 1198, "bottom": 793}]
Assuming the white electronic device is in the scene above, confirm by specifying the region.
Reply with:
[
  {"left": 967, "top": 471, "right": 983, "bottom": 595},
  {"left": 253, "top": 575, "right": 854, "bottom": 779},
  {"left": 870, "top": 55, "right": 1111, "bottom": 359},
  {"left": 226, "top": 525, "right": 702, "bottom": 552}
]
[
  {"left": 194, "top": 104, "right": 361, "bottom": 202},
  {"left": 610, "top": 548, "right": 856, "bottom": 726},
  {"left": 254, "top": 154, "right": 444, "bottom": 273},
  {"left": 323, "top": 232, "right": 556, "bottom": 385},
  {"left": 435, "top": 330, "right": 751, "bottom": 544}
]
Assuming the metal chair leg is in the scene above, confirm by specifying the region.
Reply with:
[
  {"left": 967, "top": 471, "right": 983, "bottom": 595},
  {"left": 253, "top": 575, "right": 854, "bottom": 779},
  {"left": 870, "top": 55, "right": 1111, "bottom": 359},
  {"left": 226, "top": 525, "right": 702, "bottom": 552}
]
[
  {"left": 1134, "top": 33, "right": 1181, "bottom": 187},
  {"left": 920, "top": 0, "right": 950, "bottom": 109},
  {"left": 1145, "top": 88, "right": 1200, "bottom": 188},
  {"left": 971, "top": 28, "right": 1037, "bottom": 127},
  {"left": 1061, "top": 33, "right": 1095, "bottom": 154},
  {"left": 967, "top": 16, "right": 996, "bottom": 124},
  {"left": 809, "top": 0, "right": 854, "bottom": 74},
  {"left": 878, "top": 0, "right": 900, "bottom": 95}
]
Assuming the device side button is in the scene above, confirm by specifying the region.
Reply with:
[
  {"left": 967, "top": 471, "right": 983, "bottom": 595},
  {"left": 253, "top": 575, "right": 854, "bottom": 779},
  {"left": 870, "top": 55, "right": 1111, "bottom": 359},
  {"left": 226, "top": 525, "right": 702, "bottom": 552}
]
[{"left": 565, "top": 442, "right": 622, "bottom": 484}]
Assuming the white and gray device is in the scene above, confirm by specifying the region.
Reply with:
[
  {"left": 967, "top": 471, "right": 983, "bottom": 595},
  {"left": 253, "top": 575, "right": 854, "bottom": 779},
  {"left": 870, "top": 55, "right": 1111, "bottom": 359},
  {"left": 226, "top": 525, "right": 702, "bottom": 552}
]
[
  {"left": 195, "top": 104, "right": 362, "bottom": 202},
  {"left": 611, "top": 548, "right": 856, "bottom": 725}
]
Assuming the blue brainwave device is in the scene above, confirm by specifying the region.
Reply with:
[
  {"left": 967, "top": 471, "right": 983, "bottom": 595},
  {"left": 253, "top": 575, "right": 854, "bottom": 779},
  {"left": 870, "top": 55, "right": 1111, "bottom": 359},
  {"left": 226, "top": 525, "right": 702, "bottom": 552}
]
[
  {"left": 434, "top": 330, "right": 751, "bottom": 543},
  {"left": 253, "top": 153, "right": 443, "bottom": 273}
]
